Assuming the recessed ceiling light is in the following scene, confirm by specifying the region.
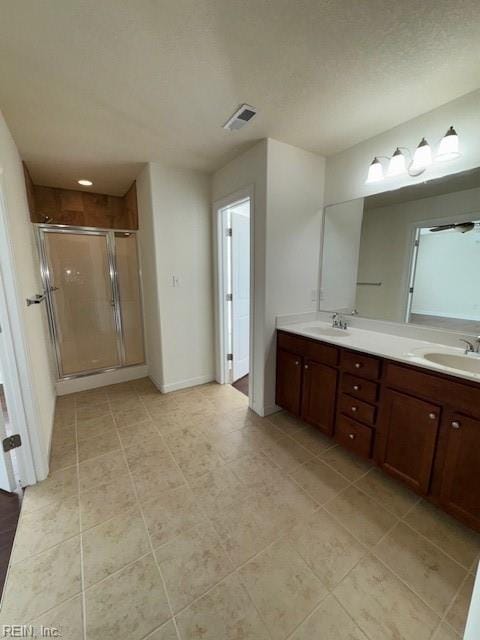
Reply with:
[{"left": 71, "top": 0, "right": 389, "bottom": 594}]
[{"left": 78, "top": 179, "right": 93, "bottom": 186}]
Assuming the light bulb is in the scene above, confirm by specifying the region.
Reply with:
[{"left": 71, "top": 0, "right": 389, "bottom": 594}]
[
  {"left": 387, "top": 148, "right": 407, "bottom": 177},
  {"left": 78, "top": 179, "right": 93, "bottom": 186},
  {"left": 411, "top": 138, "right": 432, "bottom": 172},
  {"left": 436, "top": 126, "right": 460, "bottom": 161},
  {"left": 365, "top": 157, "right": 384, "bottom": 184}
]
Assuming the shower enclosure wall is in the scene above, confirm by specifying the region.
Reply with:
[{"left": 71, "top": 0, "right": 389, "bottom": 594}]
[{"left": 36, "top": 225, "right": 145, "bottom": 379}]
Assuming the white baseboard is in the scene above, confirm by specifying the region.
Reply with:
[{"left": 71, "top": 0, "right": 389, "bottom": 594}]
[
  {"left": 56, "top": 365, "right": 149, "bottom": 395},
  {"left": 152, "top": 374, "right": 215, "bottom": 394}
]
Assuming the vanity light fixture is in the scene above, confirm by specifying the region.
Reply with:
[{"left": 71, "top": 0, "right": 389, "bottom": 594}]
[
  {"left": 436, "top": 126, "right": 460, "bottom": 161},
  {"left": 387, "top": 148, "right": 407, "bottom": 177},
  {"left": 78, "top": 179, "right": 93, "bottom": 186},
  {"left": 365, "top": 126, "right": 460, "bottom": 184}
]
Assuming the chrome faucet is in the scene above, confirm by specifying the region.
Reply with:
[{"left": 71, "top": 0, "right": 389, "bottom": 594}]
[
  {"left": 332, "top": 313, "right": 348, "bottom": 330},
  {"left": 459, "top": 337, "right": 480, "bottom": 354}
]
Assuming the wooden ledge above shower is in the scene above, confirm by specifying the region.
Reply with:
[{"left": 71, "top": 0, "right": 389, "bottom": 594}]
[{"left": 23, "top": 163, "right": 138, "bottom": 230}]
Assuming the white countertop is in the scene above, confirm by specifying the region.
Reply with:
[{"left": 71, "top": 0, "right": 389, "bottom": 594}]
[{"left": 277, "top": 319, "right": 480, "bottom": 384}]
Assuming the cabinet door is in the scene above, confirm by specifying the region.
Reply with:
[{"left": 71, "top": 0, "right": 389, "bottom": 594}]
[
  {"left": 301, "top": 360, "right": 338, "bottom": 435},
  {"left": 276, "top": 349, "right": 303, "bottom": 416},
  {"left": 376, "top": 389, "right": 441, "bottom": 494},
  {"left": 439, "top": 413, "right": 480, "bottom": 530}
]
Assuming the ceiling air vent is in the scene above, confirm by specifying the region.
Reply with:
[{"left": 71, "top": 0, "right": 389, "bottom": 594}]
[{"left": 223, "top": 104, "right": 257, "bottom": 131}]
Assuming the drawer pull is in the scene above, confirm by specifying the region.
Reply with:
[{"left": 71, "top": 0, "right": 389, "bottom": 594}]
[
  {"left": 354, "top": 362, "right": 362, "bottom": 369},
  {"left": 304, "top": 364, "right": 309, "bottom": 369},
  {"left": 351, "top": 406, "right": 358, "bottom": 412},
  {"left": 295, "top": 360, "right": 300, "bottom": 366},
  {"left": 353, "top": 385, "right": 360, "bottom": 391},
  {"left": 451, "top": 421, "right": 461, "bottom": 429},
  {"left": 428, "top": 413, "right": 437, "bottom": 420},
  {"left": 348, "top": 433, "right": 356, "bottom": 440}
]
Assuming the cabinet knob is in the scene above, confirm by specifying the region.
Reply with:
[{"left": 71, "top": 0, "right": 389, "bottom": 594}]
[
  {"left": 348, "top": 433, "right": 355, "bottom": 440},
  {"left": 295, "top": 361, "right": 300, "bottom": 366},
  {"left": 428, "top": 413, "right": 437, "bottom": 420},
  {"left": 451, "top": 421, "right": 461, "bottom": 429},
  {"left": 304, "top": 364, "right": 309, "bottom": 369},
  {"left": 353, "top": 385, "right": 360, "bottom": 391},
  {"left": 354, "top": 362, "right": 362, "bottom": 369},
  {"left": 351, "top": 406, "right": 358, "bottom": 412}
]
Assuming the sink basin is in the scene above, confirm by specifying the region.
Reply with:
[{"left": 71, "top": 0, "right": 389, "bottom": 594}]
[
  {"left": 303, "top": 326, "right": 351, "bottom": 337},
  {"left": 422, "top": 352, "right": 480, "bottom": 374}
]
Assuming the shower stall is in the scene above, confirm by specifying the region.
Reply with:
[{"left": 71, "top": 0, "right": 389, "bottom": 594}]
[{"left": 36, "top": 225, "right": 145, "bottom": 379}]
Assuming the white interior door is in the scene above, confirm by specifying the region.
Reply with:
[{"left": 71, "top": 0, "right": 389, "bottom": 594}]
[
  {"left": 0, "top": 338, "right": 15, "bottom": 490},
  {"left": 231, "top": 202, "right": 250, "bottom": 382}
]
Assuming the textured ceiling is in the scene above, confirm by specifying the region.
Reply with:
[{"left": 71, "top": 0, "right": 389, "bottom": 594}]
[{"left": 1, "top": 1, "right": 480, "bottom": 194}]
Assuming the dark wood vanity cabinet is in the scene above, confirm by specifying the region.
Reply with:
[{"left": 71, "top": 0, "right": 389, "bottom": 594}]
[{"left": 276, "top": 329, "right": 480, "bottom": 533}]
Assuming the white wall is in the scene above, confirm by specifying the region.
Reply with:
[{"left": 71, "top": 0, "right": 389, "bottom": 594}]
[
  {"left": 213, "top": 138, "right": 325, "bottom": 415},
  {"left": 138, "top": 162, "right": 214, "bottom": 392},
  {"left": 212, "top": 140, "right": 268, "bottom": 414},
  {"left": 321, "top": 198, "right": 364, "bottom": 312},
  {"left": 325, "top": 89, "right": 480, "bottom": 205},
  {"left": 412, "top": 228, "right": 480, "bottom": 320},
  {"left": 0, "top": 110, "right": 55, "bottom": 481}
]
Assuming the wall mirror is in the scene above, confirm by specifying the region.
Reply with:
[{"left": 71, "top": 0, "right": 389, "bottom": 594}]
[{"left": 320, "top": 167, "right": 480, "bottom": 333}]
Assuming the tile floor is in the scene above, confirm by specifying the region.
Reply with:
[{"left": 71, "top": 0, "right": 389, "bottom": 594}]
[{"left": 0, "top": 378, "right": 478, "bottom": 639}]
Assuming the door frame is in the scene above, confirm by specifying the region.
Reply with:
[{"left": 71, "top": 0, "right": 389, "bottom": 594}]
[
  {"left": 213, "top": 186, "right": 254, "bottom": 401},
  {"left": 0, "top": 174, "right": 45, "bottom": 487}
]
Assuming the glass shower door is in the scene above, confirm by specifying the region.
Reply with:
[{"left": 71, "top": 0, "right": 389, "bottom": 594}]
[{"left": 43, "top": 230, "right": 121, "bottom": 376}]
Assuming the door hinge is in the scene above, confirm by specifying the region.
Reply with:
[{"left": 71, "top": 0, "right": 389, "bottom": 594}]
[
  {"left": 409, "top": 287, "right": 414, "bottom": 293},
  {"left": 226, "top": 353, "right": 233, "bottom": 361},
  {"left": 226, "top": 228, "right": 232, "bottom": 237},
  {"left": 414, "top": 240, "right": 419, "bottom": 247},
  {"left": 226, "top": 293, "right": 233, "bottom": 302},
  {"left": 3, "top": 434, "right": 22, "bottom": 453}
]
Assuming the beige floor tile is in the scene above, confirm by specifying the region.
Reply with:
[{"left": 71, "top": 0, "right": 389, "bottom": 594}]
[
  {"left": 142, "top": 485, "right": 206, "bottom": 547},
  {"left": 77, "top": 428, "right": 121, "bottom": 462},
  {"left": 325, "top": 485, "right": 397, "bottom": 546},
  {"left": 85, "top": 554, "right": 170, "bottom": 640},
  {"left": 76, "top": 413, "right": 116, "bottom": 440},
  {"left": 83, "top": 507, "right": 150, "bottom": 587},
  {"left": 53, "top": 408, "right": 76, "bottom": 429},
  {"left": 31, "top": 595, "right": 84, "bottom": 640},
  {"left": 261, "top": 435, "right": 313, "bottom": 473},
  {"left": 432, "top": 623, "right": 461, "bottom": 640},
  {"left": 49, "top": 441, "right": 77, "bottom": 472},
  {"left": 290, "top": 459, "right": 349, "bottom": 504},
  {"left": 374, "top": 522, "right": 466, "bottom": 615},
  {"left": 22, "top": 465, "right": 78, "bottom": 513},
  {"left": 155, "top": 523, "right": 232, "bottom": 613},
  {"left": 258, "top": 476, "right": 318, "bottom": 531},
  {"left": 76, "top": 402, "right": 111, "bottom": 423},
  {"left": 11, "top": 494, "right": 79, "bottom": 563},
  {"left": 334, "top": 555, "right": 440, "bottom": 640},
  {"left": 445, "top": 574, "right": 475, "bottom": 635},
  {"left": 176, "top": 573, "right": 270, "bottom": 640},
  {"left": 290, "top": 425, "right": 337, "bottom": 456},
  {"left": 78, "top": 449, "right": 129, "bottom": 493},
  {"left": 287, "top": 508, "right": 366, "bottom": 590},
  {"left": 238, "top": 539, "right": 327, "bottom": 639},
  {"left": 228, "top": 451, "right": 283, "bottom": 489},
  {"left": 124, "top": 434, "right": 172, "bottom": 468},
  {"left": 267, "top": 410, "right": 305, "bottom": 435},
  {"left": 74, "top": 388, "right": 109, "bottom": 407},
  {"left": 320, "top": 445, "right": 372, "bottom": 482},
  {"left": 145, "top": 620, "right": 178, "bottom": 639},
  {"left": 0, "top": 536, "right": 81, "bottom": 621},
  {"left": 113, "top": 403, "right": 150, "bottom": 427},
  {"left": 171, "top": 441, "right": 224, "bottom": 479},
  {"left": 289, "top": 594, "right": 368, "bottom": 640},
  {"left": 80, "top": 477, "right": 137, "bottom": 530},
  {"left": 404, "top": 500, "right": 480, "bottom": 569},
  {"left": 205, "top": 428, "right": 269, "bottom": 462},
  {"left": 116, "top": 420, "right": 160, "bottom": 446},
  {"left": 51, "top": 422, "right": 76, "bottom": 448},
  {"left": 130, "top": 459, "right": 186, "bottom": 498},
  {"left": 355, "top": 468, "right": 419, "bottom": 517}
]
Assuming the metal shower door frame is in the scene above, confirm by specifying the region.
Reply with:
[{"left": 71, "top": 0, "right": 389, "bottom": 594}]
[{"left": 35, "top": 224, "right": 144, "bottom": 380}]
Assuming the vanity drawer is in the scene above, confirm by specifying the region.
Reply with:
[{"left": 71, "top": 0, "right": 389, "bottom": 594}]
[
  {"left": 341, "top": 350, "right": 381, "bottom": 380},
  {"left": 341, "top": 374, "right": 379, "bottom": 403},
  {"left": 339, "top": 393, "right": 376, "bottom": 426},
  {"left": 335, "top": 415, "right": 373, "bottom": 459},
  {"left": 306, "top": 340, "right": 339, "bottom": 367}
]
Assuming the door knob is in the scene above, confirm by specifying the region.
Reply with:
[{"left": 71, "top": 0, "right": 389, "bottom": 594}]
[{"left": 451, "top": 421, "right": 461, "bottom": 429}]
